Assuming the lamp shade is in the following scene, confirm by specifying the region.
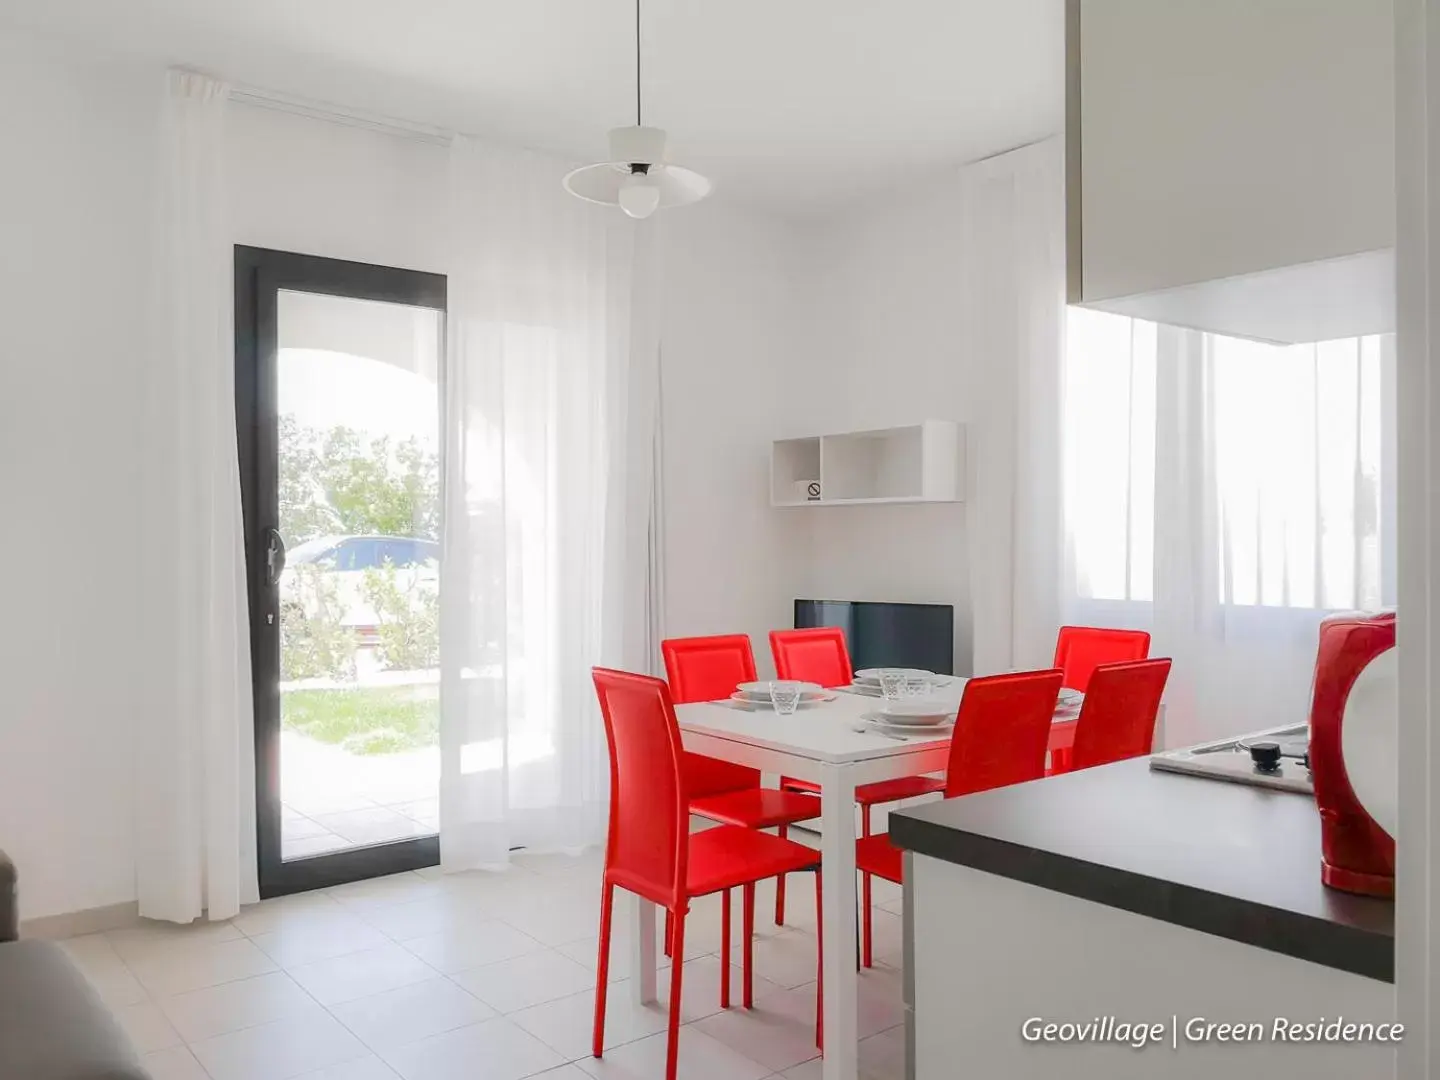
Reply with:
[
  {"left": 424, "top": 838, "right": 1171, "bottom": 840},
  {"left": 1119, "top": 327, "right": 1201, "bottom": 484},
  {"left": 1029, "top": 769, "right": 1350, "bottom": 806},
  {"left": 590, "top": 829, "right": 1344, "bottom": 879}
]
[{"left": 562, "top": 126, "right": 711, "bottom": 211}]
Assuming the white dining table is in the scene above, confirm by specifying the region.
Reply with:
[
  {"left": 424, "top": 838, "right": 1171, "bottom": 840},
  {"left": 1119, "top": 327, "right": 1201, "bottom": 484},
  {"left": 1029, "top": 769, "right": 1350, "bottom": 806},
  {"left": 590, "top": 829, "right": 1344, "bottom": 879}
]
[{"left": 628, "top": 683, "right": 1005, "bottom": 1080}]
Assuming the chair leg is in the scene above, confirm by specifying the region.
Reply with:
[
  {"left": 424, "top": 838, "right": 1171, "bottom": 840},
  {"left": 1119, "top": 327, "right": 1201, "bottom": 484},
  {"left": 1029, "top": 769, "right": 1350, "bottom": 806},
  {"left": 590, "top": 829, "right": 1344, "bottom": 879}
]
[
  {"left": 663, "top": 909, "right": 673, "bottom": 958},
  {"left": 592, "top": 882, "right": 614, "bottom": 1059},
  {"left": 814, "top": 869, "right": 824, "bottom": 1052},
  {"left": 774, "top": 825, "right": 788, "bottom": 925},
  {"left": 720, "top": 889, "right": 731, "bottom": 1008},
  {"left": 861, "top": 804, "right": 873, "bottom": 969},
  {"left": 665, "top": 909, "right": 687, "bottom": 1080},
  {"left": 742, "top": 882, "right": 755, "bottom": 1008}
]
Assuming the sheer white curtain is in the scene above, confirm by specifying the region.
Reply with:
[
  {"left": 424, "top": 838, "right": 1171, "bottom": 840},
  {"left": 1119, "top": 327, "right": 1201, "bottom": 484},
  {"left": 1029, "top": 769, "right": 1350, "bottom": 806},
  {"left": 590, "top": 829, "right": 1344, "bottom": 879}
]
[
  {"left": 963, "top": 138, "right": 1066, "bottom": 676},
  {"left": 1064, "top": 306, "right": 1396, "bottom": 747},
  {"left": 136, "top": 70, "right": 257, "bottom": 921},
  {"left": 440, "top": 136, "right": 662, "bottom": 869}
]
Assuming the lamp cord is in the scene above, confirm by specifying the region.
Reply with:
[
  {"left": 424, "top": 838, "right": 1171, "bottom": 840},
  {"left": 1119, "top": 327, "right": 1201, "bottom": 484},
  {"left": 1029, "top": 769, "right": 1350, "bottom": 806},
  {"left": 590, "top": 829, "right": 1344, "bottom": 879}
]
[{"left": 635, "top": 0, "right": 642, "bottom": 126}]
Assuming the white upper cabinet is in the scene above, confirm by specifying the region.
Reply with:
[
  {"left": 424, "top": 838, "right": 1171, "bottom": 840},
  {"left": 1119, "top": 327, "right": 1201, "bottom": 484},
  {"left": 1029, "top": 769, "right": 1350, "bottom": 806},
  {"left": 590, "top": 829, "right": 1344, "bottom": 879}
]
[{"left": 1068, "top": 0, "right": 1395, "bottom": 343}]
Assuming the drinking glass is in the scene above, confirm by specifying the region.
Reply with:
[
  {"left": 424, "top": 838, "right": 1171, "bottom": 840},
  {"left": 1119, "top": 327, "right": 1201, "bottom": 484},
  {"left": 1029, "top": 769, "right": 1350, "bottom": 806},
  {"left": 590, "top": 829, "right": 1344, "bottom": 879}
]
[
  {"left": 879, "top": 670, "right": 906, "bottom": 702},
  {"left": 770, "top": 681, "right": 804, "bottom": 715},
  {"left": 900, "top": 674, "right": 933, "bottom": 699}
]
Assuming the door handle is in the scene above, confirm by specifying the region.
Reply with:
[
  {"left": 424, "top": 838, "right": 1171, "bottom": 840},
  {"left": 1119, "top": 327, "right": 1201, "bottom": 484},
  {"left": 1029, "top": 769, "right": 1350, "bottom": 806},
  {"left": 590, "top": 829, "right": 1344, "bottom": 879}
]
[{"left": 265, "top": 527, "right": 287, "bottom": 587}]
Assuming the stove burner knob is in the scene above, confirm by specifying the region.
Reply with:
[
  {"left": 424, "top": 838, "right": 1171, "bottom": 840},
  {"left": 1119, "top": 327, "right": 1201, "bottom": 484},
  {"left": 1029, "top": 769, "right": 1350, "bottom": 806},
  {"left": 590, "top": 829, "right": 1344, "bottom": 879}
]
[{"left": 1249, "top": 741, "right": 1282, "bottom": 773}]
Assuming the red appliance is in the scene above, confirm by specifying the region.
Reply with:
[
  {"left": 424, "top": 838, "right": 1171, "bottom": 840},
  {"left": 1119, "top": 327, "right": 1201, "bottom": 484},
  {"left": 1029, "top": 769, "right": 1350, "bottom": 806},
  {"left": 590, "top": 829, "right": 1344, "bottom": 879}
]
[{"left": 1308, "top": 611, "right": 1396, "bottom": 898}]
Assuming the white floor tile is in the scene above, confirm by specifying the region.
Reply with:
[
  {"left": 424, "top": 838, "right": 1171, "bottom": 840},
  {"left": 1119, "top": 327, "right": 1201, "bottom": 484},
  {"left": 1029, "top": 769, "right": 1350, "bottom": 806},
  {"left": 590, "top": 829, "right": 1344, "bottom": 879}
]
[
  {"left": 284, "top": 792, "right": 381, "bottom": 817},
  {"left": 283, "top": 816, "right": 335, "bottom": 842},
  {"left": 115, "top": 1000, "right": 184, "bottom": 1053},
  {"left": 401, "top": 920, "right": 545, "bottom": 974},
  {"left": 108, "top": 921, "right": 243, "bottom": 962},
  {"left": 327, "top": 872, "right": 440, "bottom": 912},
  {"left": 289, "top": 943, "right": 439, "bottom": 1006},
  {"left": 58, "top": 933, "right": 148, "bottom": 1007},
  {"left": 126, "top": 937, "right": 279, "bottom": 997},
  {"left": 528, "top": 1068, "right": 593, "bottom": 1080},
  {"left": 292, "top": 1056, "right": 402, "bottom": 1080},
  {"left": 576, "top": 1027, "right": 771, "bottom": 1080},
  {"left": 509, "top": 849, "right": 605, "bottom": 878},
  {"left": 190, "top": 1010, "right": 370, "bottom": 1080},
  {"left": 249, "top": 912, "right": 392, "bottom": 968},
  {"left": 726, "top": 929, "right": 821, "bottom": 990},
  {"left": 864, "top": 908, "right": 904, "bottom": 967},
  {"left": 380, "top": 1018, "right": 564, "bottom": 1080},
  {"left": 353, "top": 891, "right": 495, "bottom": 942},
  {"left": 661, "top": 955, "right": 784, "bottom": 1025},
  {"left": 858, "top": 1025, "right": 907, "bottom": 1080},
  {"left": 312, "top": 808, "right": 433, "bottom": 846},
  {"left": 691, "top": 984, "right": 821, "bottom": 1074},
  {"left": 328, "top": 976, "right": 495, "bottom": 1051},
  {"left": 142, "top": 1045, "right": 212, "bottom": 1080},
  {"left": 451, "top": 948, "right": 596, "bottom": 1014},
  {"left": 159, "top": 971, "right": 322, "bottom": 1043},
  {"left": 513, "top": 979, "right": 682, "bottom": 1062},
  {"left": 485, "top": 886, "right": 602, "bottom": 948},
  {"left": 284, "top": 835, "right": 356, "bottom": 859},
  {"left": 855, "top": 965, "right": 906, "bottom": 1037},
  {"left": 232, "top": 891, "right": 348, "bottom": 938}
]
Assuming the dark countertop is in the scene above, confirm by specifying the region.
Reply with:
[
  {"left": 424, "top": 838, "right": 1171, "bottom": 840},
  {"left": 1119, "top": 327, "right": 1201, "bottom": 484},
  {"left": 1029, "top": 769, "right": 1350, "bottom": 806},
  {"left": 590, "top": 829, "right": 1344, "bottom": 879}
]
[{"left": 888, "top": 757, "right": 1395, "bottom": 982}]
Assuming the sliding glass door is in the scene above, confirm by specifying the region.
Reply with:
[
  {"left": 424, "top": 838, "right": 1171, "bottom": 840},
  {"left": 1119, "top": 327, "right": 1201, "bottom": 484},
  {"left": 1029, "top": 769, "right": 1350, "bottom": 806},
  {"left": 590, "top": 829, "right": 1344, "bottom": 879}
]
[{"left": 236, "top": 247, "right": 446, "bottom": 896}]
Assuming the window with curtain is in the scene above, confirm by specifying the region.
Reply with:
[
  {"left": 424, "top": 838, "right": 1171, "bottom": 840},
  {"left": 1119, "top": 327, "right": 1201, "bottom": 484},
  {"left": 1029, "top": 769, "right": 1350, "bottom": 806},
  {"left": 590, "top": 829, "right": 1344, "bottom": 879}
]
[
  {"left": 1062, "top": 305, "right": 1396, "bottom": 746},
  {"left": 1063, "top": 306, "right": 1392, "bottom": 613}
]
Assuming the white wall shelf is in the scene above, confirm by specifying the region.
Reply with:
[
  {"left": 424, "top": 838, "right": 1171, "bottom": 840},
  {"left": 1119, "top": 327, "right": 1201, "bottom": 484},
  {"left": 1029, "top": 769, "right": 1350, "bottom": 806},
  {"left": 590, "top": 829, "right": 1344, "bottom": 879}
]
[{"left": 769, "top": 421, "right": 965, "bottom": 507}]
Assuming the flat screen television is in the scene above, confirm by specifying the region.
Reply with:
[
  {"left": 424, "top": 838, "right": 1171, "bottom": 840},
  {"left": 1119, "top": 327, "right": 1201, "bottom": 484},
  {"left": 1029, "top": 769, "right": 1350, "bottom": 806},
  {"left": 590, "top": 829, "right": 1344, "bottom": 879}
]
[{"left": 794, "top": 599, "right": 955, "bottom": 676}]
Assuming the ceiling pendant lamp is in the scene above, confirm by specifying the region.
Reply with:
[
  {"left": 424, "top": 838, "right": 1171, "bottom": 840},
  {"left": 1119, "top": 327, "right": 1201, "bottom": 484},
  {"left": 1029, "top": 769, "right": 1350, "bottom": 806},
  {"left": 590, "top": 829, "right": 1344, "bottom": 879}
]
[{"left": 563, "top": 0, "right": 711, "bottom": 218}]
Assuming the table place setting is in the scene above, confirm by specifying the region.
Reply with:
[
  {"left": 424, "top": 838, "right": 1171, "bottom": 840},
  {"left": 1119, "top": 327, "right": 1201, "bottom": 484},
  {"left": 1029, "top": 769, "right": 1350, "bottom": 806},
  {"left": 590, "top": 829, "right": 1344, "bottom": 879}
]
[{"left": 720, "top": 679, "right": 837, "bottom": 713}]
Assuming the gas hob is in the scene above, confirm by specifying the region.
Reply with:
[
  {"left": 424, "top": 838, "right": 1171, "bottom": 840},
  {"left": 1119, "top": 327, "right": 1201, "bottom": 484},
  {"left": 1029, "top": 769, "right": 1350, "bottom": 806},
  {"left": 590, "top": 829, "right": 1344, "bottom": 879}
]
[{"left": 1149, "top": 724, "right": 1313, "bottom": 794}]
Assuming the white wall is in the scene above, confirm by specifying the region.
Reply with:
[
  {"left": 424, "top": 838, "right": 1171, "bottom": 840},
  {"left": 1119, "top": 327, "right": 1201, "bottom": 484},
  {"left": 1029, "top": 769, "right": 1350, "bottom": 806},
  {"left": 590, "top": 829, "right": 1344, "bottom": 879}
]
[
  {"left": 226, "top": 106, "right": 450, "bottom": 272},
  {"left": 776, "top": 179, "right": 976, "bottom": 674},
  {"left": 658, "top": 206, "right": 802, "bottom": 677},
  {"left": 0, "top": 32, "right": 157, "bottom": 919}
]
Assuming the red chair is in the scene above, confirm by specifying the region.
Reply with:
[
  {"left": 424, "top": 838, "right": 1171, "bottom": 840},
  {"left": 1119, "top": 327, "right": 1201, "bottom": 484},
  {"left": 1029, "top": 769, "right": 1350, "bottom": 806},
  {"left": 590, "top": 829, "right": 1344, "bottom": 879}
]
[
  {"left": 590, "top": 668, "right": 824, "bottom": 1080},
  {"left": 1053, "top": 626, "right": 1151, "bottom": 691},
  {"left": 854, "top": 668, "right": 1063, "bottom": 966},
  {"left": 1048, "top": 626, "right": 1152, "bottom": 771},
  {"left": 660, "top": 635, "right": 822, "bottom": 957},
  {"left": 769, "top": 627, "right": 947, "bottom": 926},
  {"left": 1063, "top": 658, "right": 1172, "bottom": 772}
]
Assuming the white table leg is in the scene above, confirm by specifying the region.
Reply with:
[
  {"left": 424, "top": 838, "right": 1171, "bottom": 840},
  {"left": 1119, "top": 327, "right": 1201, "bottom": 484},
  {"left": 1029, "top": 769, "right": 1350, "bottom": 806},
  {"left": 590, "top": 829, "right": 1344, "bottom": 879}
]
[
  {"left": 820, "top": 763, "right": 858, "bottom": 1080},
  {"left": 630, "top": 892, "right": 658, "bottom": 1005}
]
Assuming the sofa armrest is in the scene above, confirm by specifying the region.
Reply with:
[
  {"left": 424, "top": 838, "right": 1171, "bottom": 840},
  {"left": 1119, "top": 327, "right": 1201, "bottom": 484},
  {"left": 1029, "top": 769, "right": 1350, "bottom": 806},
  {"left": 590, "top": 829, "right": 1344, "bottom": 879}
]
[{"left": 0, "top": 849, "right": 16, "bottom": 942}]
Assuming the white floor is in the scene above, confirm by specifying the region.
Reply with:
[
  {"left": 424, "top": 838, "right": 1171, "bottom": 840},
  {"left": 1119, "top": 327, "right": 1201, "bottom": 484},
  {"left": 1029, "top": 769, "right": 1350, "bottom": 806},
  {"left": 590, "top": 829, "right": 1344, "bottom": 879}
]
[
  {"left": 60, "top": 844, "right": 908, "bottom": 1080},
  {"left": 280, "top": 731, "right": 439, "bottom": 859}
]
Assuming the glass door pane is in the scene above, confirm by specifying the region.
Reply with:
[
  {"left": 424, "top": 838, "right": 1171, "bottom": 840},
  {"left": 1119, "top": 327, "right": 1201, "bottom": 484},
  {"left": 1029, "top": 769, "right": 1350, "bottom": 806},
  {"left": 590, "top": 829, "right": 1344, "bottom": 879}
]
[{"left": 276, "top": 289, "right": 443, "bottom": 861}]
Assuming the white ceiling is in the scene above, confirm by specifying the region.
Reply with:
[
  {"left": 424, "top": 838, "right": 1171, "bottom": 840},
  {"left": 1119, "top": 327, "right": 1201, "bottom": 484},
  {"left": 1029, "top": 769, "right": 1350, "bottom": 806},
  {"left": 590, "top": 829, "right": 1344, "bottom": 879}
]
[{"left": 5, "top": 0, "right": 1063, "bottom": 214}]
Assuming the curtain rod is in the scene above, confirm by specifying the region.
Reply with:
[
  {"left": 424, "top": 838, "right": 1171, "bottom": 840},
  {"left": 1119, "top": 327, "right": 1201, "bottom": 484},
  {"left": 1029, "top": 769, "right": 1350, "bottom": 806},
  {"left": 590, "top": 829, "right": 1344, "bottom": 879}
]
[{"left": 228, "top": 86, "right": 453, "bottom": 146}]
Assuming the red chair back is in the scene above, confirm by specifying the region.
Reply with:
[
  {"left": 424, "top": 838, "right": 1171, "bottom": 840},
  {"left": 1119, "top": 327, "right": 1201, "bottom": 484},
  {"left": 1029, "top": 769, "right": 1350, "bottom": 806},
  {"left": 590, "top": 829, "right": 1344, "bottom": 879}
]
[
  {"left": 944, "top": 669, "right": 1063, "bottom": 798},
  {"left": 592, "top": 668, "right": 687, "bottom": 908},
  {"left": 662, "top": 635, "right": 757, "bottom": 703},
  {"left": 769, "top": 627, "right": 853, "bottom": 688},
  {"left": 1069, "top": 658, "right": 1172, "bottom": 770},
  {"left": 1052, "top": 626, "right": 1151, "bottom": 693},
  {"left": 662, "top": 635, "right": 762, "bottom": 797}
]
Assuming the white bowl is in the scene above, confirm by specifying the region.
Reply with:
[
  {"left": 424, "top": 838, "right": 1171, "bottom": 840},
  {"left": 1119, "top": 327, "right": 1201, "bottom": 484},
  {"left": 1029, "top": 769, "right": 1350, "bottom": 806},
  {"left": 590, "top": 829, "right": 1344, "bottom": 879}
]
[
  {"left": 879, "top": 699, "right": 953, "bottom": 724},
  {"left": 737, "top": 680, "right": 822, "bottom": 696}
]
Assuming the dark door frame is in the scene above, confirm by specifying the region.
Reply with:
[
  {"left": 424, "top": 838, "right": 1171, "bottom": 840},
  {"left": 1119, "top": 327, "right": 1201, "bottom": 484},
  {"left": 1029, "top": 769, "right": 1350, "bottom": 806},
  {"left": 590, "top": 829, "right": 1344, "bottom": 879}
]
[{"left": 235, "top": 246, "right": 447, "bottom": 898}]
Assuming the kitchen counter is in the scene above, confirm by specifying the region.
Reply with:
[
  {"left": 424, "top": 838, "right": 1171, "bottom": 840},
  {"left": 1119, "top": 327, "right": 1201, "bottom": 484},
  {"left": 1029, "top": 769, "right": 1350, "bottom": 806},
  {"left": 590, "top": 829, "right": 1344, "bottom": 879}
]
[
  {"left": 889, "top": 757, "right": 1394, "bottom": 981},
  {"left": 890, "top": 759, "right": 1398, "bottom": 1079}
]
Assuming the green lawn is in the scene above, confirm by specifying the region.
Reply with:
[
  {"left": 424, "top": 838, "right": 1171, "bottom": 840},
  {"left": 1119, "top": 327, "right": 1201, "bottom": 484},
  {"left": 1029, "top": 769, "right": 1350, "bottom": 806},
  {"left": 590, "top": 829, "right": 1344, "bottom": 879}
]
[{"left": 282, "top": 685, "right": 439, "bottom": 756}]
